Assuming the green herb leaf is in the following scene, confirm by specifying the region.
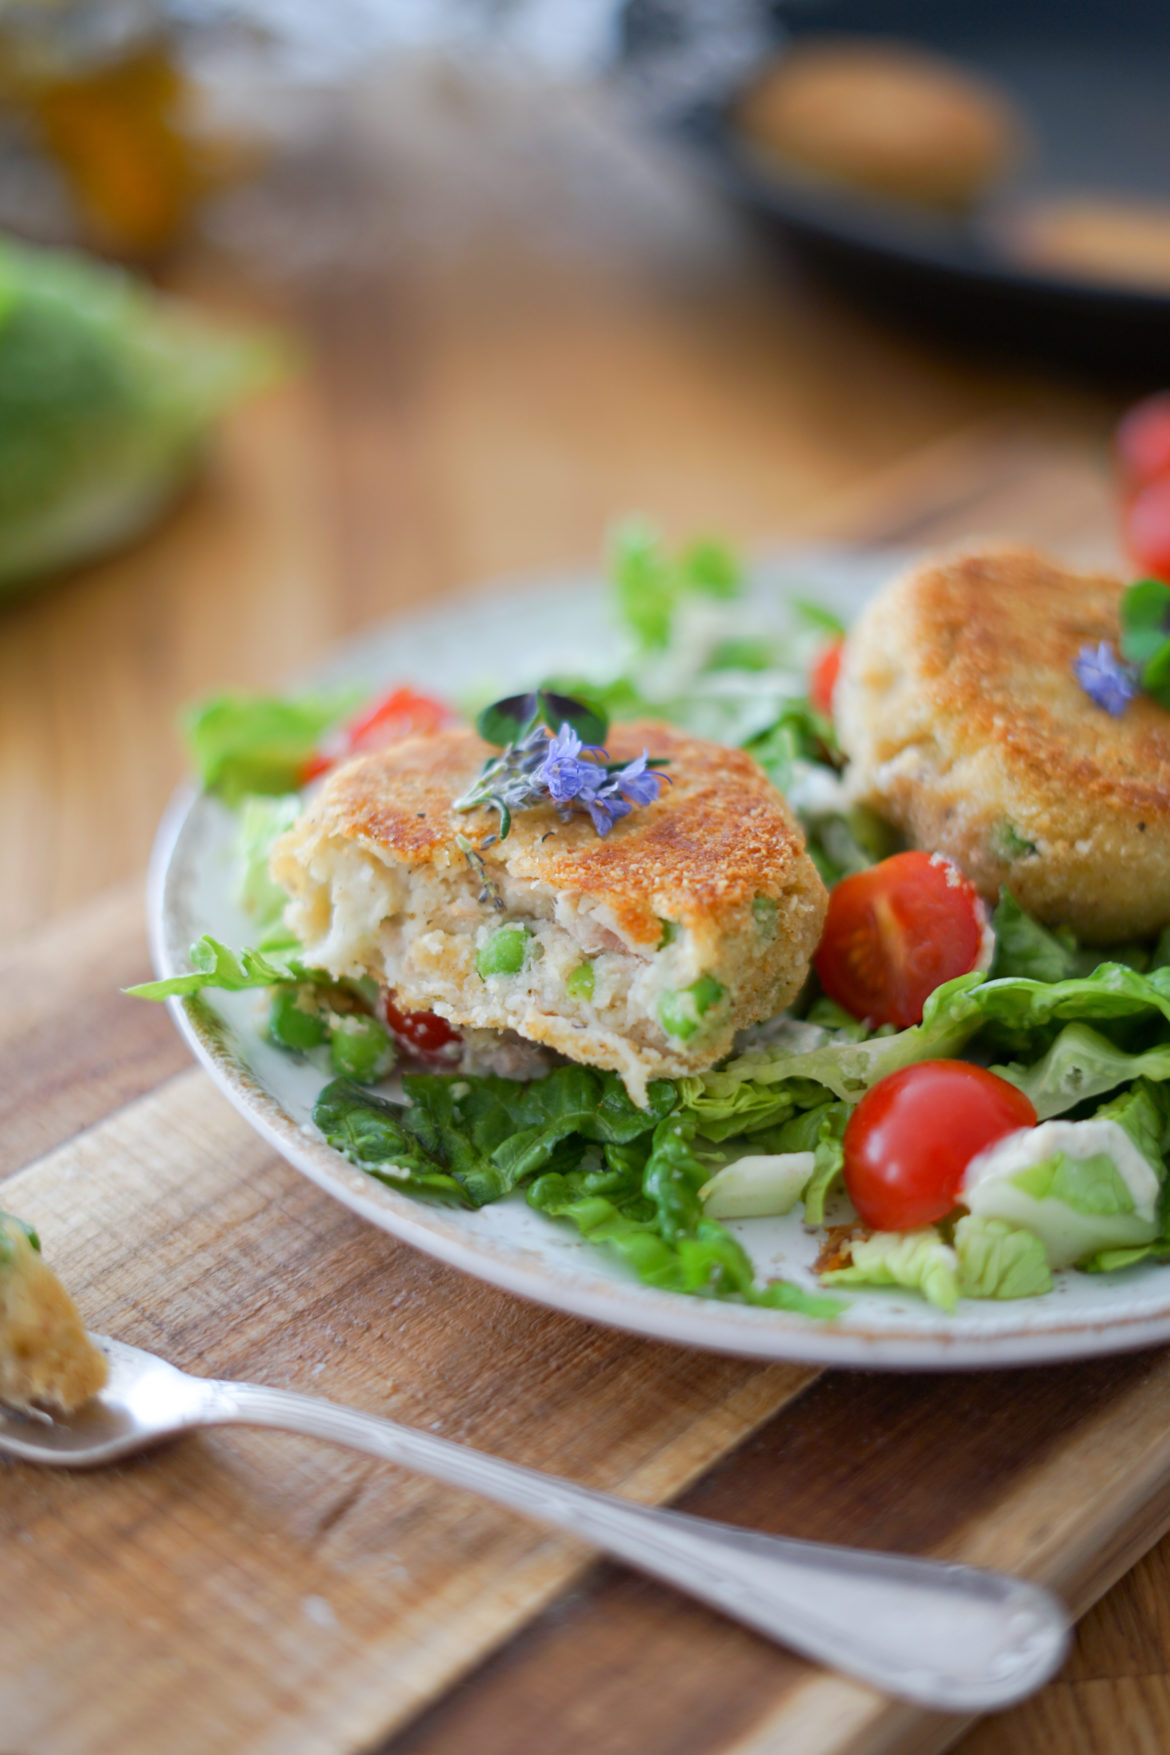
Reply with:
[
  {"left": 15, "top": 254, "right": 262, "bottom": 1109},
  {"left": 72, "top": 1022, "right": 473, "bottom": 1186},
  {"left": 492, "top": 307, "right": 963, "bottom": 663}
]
[
  {"left": 1120, "top": 577, "right": 1170, "bottom": 706},
  {"left": 1120, "top": 577, "right": 1170, "bottom": 667},
  {"left": 475, "top": 692, "right": 541, "bottom": 746},
  {"left": 125, "top": 935, "right": 321, "bottom": 1000}
]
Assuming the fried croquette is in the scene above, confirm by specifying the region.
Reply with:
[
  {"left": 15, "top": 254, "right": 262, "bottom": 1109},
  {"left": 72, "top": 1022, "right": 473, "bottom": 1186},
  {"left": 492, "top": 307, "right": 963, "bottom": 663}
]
[
  {"left": 0, "top": 1216, "right": 107, "bottom": 1414},
  {"left": 836, "top": 547, "right": 1170, "bottom": 943},
  {"left": 272, "top": 722, "right": 827, "bottom": 1104}
]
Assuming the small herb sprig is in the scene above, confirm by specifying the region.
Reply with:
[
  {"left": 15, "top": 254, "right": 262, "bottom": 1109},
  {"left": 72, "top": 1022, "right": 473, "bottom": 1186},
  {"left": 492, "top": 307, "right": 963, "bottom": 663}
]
[
  {"left": 1075, "top": 578, "right": 1170, "bottom": 716},
  {"left": 454, "top": 689, "right": 668, "bottom": 842}
]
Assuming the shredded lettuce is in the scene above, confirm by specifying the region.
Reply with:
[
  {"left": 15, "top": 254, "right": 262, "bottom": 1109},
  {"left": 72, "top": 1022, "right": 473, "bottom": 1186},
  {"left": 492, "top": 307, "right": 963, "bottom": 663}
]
[
  {"left": 183, "top": 689, "right": 360, "bottom": 804},
  {"left": 822, "top": 1229, "right": 959, "bottom": 1313},
  {"left": 313, "top": 1073, "right": 842, "bottom": 1316},
  {"left": 953, "top": 1215, "right": 1052, "bottom": 1300},
  {"left": 699, "top": 1150, "right": 814, "bottom": 1219}
]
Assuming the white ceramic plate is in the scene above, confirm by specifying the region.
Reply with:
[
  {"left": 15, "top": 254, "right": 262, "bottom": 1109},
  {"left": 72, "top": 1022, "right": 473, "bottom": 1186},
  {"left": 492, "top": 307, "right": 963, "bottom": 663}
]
[{"left": 151, "top": 549, "right": 1170, "bottom": 1368}]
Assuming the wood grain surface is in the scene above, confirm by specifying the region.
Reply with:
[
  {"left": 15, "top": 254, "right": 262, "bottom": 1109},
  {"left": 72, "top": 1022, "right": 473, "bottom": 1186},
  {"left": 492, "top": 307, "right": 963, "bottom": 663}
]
[
  {"left": 3, "top": 435, "right": 1168, "bottom": 1755},
  {"left": 0, "top": 69, "right": 1159, "bottom": 1755}
]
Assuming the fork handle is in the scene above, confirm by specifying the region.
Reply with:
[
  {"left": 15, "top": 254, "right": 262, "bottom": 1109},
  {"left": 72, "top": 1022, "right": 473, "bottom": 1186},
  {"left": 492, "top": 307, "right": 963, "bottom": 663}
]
[{"left": 206, "top": 1379, "right": 1066, "bottom": 1712}]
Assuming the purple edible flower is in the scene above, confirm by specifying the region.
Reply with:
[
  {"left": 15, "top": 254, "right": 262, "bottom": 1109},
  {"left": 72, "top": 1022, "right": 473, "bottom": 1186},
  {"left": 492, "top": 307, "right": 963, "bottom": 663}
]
[
  {"left": 1074, "top": 641, "right": 1139, "bottom": 717},
  {"left": 534, "top": 725, "right": 669, "bottom": 836},
  {"left": 608, "top": 752, "right": 663, "bottom": 808},
  {"left": 457, "top": 719, "right": 669, "bottom": 843},
  {"left": 535, "top": 724, "right": 607, "bottom": 805}
]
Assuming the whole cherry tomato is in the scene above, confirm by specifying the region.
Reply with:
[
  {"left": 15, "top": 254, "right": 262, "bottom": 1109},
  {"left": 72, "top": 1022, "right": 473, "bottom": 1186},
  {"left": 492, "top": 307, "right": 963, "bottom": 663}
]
[
  {"left": 814, "top": 850, "right": 984, "bottom": 1029},
  {"left": 303, "top": 686, "right": 452, "bottom": 781},
  {"left": 843, "top": 1061, "right": 1037, "bottom": 1231},
  {"left": 810, "top": 638, "right": 845, "bottom": 718}
]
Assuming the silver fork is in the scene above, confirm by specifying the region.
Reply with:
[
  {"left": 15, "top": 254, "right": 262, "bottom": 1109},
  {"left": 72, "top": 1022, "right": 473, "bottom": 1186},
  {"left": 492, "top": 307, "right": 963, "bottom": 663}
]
[{"left": 0, "top": 1335, "right": 1068, "bottom": 1711}]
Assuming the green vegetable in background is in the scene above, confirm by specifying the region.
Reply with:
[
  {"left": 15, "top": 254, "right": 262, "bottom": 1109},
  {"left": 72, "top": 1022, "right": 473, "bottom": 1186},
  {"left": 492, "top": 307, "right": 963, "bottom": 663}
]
[
  {"left": 610, "top": 519, "right": 742, "bottom": 650},
  {"left": 183, "top": 689, "right": 359, "bottom": 804},
  {"left": 0, "top": 233, "right": 282, "bottom": 593}
]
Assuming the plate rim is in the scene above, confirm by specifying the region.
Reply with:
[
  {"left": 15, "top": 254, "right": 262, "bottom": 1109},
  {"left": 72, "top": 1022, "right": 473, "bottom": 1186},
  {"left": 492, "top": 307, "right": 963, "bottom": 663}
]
[{"left": 149, "top": 558, "right": 1170, "bottom": 1371}]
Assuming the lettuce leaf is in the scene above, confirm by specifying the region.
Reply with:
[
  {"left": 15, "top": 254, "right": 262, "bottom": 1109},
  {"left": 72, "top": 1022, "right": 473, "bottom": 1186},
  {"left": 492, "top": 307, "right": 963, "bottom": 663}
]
[
  {"left": 183, "top": 689, "right": 360, "bottom": 804},
  {"left": 990, "top": 891, "right": 1149, "bottom": 982},
  {"left": 821, "top": 1229, "right": 959, "bottom": 1313},
  {"left": 531, "top": 1115, "right": 842, "bottom": 1315},
  {"left": 699, "top": 1150, "right": 815, "bottom": 1219},
  {"left": 610, "top": 518, "right": 741, "bottom": 650},
  {"left": 992, "top": 1023, "right": 1170, "bottom": 1120},
  {"left": 237, "top": 793, "right": 300, "bottom": 931},
  {"left": 124, "top": 935, "right": 329, "bottom": 1001},
  {"left": 962, "top": 1085, "right": 1166, "bottom": 1268},
  {"left": 687, "top": 961, "right": 1170, "bottom": 1138},
  {"left": 313, "top": 1071, "right": 843, "bottom": 1316},
  {"left": 953, "top": 1215, "right": 1052, "bottom": 1300}
]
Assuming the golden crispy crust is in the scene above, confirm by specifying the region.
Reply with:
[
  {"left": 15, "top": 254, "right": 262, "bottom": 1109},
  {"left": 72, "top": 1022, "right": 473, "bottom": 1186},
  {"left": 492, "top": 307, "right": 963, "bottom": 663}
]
[
  {"left": 275, "top": 721, "right": 827, "bottom": 1088},
  {"left": 837, "top": 547, "right": 1170, "bottom": 941},
  {"left": 0, "top": 1222, "right": 108, "bottom": 1414},
  {"left": 305, "top": 721, "right": 817, "bottom": 955}
]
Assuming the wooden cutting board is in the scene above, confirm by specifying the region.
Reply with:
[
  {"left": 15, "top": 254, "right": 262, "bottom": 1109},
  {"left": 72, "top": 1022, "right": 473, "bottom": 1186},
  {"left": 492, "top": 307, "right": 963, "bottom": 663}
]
[{"left": 3, "top": 432, "right": 1166, "bottom": 1755}]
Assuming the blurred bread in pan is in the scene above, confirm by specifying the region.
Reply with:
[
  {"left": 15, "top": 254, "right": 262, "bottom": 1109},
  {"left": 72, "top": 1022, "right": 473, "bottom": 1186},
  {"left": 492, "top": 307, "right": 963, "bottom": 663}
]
[{"left": 736, "top": 37, "right": 1023, "bottom": 212}]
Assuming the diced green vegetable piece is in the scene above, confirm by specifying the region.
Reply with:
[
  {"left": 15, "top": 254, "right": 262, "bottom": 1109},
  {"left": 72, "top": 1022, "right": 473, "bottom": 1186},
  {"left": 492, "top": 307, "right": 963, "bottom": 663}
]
[
  {"left": 657, "top": 919, "right": 680, "bottom": 949},
  {"left": 658, "top": 975, "right": 726, "bottom": 1042},
  {"left": 567, "top": 962, "right": 595, "bottom": 1001},
  {"left": 991, "top": 821, "right": 1039, "bottom": 862},
  {"left": 329, "top": 1013, "right": 395, "bottom": 1083},
  {"left": 476, "top": 924, "right": 532, "bottom": 978},
  {"left": 269, "top": 986, "right": 328, "bottom": 1052},
  {"left": 752, "top": 896, "right": 778, "bottom": 939}
]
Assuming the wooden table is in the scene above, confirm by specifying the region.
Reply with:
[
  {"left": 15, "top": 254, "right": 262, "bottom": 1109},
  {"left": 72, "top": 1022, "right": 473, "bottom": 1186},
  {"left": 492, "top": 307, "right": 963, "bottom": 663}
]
[{"left": 1, "top": 69, "right": 1163, "bottom": 1755}]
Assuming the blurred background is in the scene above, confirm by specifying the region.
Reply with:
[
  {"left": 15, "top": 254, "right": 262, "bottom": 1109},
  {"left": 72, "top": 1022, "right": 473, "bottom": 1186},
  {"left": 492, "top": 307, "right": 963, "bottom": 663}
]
[{"left": 3, "top": 0, "right": 1168, "bottom": 943}]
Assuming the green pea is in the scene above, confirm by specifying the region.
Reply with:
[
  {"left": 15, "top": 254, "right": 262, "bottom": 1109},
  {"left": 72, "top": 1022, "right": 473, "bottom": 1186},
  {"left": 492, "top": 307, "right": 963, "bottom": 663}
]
[
  {"left": 752, "top": 896, "right": 778, "bottom": 939},
  {"left": 269, "top": 986, "right": 329, "bottom": 1052},
  {"left": 476, "top": 924, "right": 532, "bottom": 978},
  {"left": 992, "top": 820, "right": 1038, "bottom": 861},
  {"left": 657, "top": 919, "right": 680, "bottom": 949},
  {"left": 658, "top": 974, "right": 726, "bottom": 1042},
  {"left": 329, "top": 1013, "right": 396, "bottom": 1083},
  {"left": 567, "top": 961, "right": 595, "bottom": 1001}
]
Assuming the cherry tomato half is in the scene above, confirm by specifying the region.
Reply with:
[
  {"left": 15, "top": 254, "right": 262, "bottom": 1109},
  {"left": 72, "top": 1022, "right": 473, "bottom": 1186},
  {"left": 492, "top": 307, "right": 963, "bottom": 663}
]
[
  {"left": 1117, "top": 392, "right": 1170, "bottom": 496},
  {"left": 384, "top": 994, "right": 461, "bottom": 1057},
  {"left": 809, "top": 638, "right": 845, "bottom": 718},
  {"left": 302, "top": 686, "right": 452, "bottom": 781},
  {"left": 1125, "top": 477, "right": 1170, "bottom": 583},
  {"left": 843, "top": 1061, "right": 1037, "bottom": 1232},
  {"left": 814, "top": 850, "right": 984, "bottom": 1029}
]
